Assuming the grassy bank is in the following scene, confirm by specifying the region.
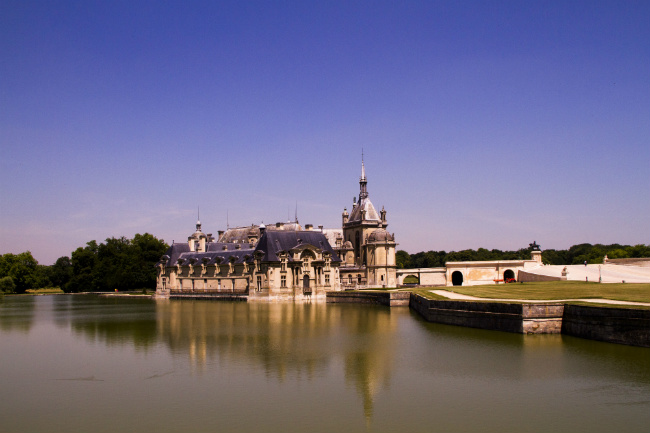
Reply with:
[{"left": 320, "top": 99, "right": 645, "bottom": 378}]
[
  {"left": 429, "top": 281, "right": 650, "bottom": 303},
  {"left": 25, "top": 287, "right": 64, "bottom": 295}
]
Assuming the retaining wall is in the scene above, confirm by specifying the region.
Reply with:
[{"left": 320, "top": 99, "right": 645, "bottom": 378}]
[
  {"left": 517, "top": 270, "right": 563, "bottom": 282},
  {"left": 169, "top": 292, "right": 248, "bottom": 301},
  {"left": 326, "top": 291, "right": 411, "bottom": 306},
  {"left": 409, "top": 294, "right": 564, "bottom": 334},
  {"left": 562, "top": 304, "right": 650, "bottom": 348},
  {"left": 606, "top": 258, "right": 650, "bottom": 268}
]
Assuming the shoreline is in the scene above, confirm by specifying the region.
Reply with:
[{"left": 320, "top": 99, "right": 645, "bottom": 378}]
[{"left": 7, "top": 290, "right": 647, "bottom": 348}]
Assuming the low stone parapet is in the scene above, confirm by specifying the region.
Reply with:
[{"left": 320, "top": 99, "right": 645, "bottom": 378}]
[
  {"left": 169, "top": 291, "right": 248, "bottom": 301},
  {"left": 326, "top": 291, "right": 410, "bottom": 306},
  {"left": 606, "top": 258, "right": 650, "bottom": 267},
  {"left": 517, "top": 270, "right": 562, "bottom": 282},
  {"left": 409, "top": 293, "right": 564, "bottom": 334}
]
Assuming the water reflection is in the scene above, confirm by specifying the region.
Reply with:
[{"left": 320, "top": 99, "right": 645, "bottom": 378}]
[
  {"left": 0, "top": 295, "right": 36, "bottom": 332},
  {"left": 156, "top": 300, "right": 399, "bottom": 419},
  {"left": 408, "top": 309, "right": 650, "bottom": 382},
  {"left": 2, "top": 296, "right": 650, "bottom": 433},
  {"left": 51, "top": 295, "right": 158, "bottom": 349}
]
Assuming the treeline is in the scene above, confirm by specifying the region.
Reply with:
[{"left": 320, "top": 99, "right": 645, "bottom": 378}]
[
  {"left": 541, "top": 243, "right": 650, "bottom": 266},
  {"left": 396, "top": 243, "right": 650, "bottom": 269},
  {"left": 0, "top": 233, "right": 168, "bottom": 294}
]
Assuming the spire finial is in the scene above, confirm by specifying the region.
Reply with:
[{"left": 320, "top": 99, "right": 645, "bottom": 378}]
[
  {"left": 359, "top": 150, "right": 368, "bottom": 199},
  {"left": 295, "top": 201, "right": 298, "bottom": 223}
]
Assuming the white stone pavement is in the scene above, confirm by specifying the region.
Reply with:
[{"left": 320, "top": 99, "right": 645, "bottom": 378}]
[{"left": 431, "top": 290, "right": 650, "bottom": 307}]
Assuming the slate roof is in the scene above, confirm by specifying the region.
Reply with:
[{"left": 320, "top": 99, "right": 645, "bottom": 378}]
[
  {"left": 367, "top": 228, "right": 395, "bottom": 242},
  {"left": 160, "top": 242, "right": 190, "bottom": 266},
  {"left": 348, "top": 197, "right": 380, "bottom": 222},
  {"left": 207, "top": 242, "right": 255, "bottom": 251},
  {"left": 254, "top": 230, "right": 341, "bottom": 263},
  {"left": 218, "top": 222, "right": 304, "bottom": 243},
  {"left": 218, "top": 226, "right": 256, "bottom": 243},
  {"left": 159, "top": 230, "right": 340, "bottom": 267},
  {"left": 321, "top": 228, "right": 343, "bottom": 247},
  {"left": 160, "top": 242, "right": 255, "bottom": 267}
]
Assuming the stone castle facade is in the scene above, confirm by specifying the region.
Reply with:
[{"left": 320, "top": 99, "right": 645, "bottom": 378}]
[{"left": 155, "top": 161, "right": 397, "bottom": 300}]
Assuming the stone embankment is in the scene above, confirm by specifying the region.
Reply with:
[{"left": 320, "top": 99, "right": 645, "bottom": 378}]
[
  {"left": 155, "top": 288, "right": 650, "bottom": 347},
  {"left": 409, "top": 295, "right": 564, "bottom": 334},
  {"left": 169, "top": 292, "right": 248, "bottom": 301},
  {"left": 326, "top": 291, "right": 410, "bottom": 306},
  {"left": 409, "top": 293, "right": 650, "bottom": 348},
  {"left": 561, "top": 304, "right": 650, "bottom": 347}
]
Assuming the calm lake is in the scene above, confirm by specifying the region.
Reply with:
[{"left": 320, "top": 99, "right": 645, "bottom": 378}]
[{"left": 1, "top": 294, "right": 649, "bottom": 433}]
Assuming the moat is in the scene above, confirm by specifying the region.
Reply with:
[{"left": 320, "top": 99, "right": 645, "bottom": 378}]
[{"left": 1, "top": 295, "right": 649, "bottom": 433}]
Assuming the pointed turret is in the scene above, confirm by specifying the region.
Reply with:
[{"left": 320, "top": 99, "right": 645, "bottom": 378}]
[{"left": 359, "top": 159, "right": 368, "bottom": 200}]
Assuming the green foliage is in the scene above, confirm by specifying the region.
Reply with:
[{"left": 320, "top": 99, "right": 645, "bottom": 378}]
[
  {"left": 397, "top": 243, "right": 650, "bottom": 268},
  {"left": 403, "top": 275, "right": 419, "bottom": 284},
  {"left": 0, "top": 276, "right": 16, "bottom": 294},
  {"left": 0, "top": 251, "right": 41, "bottom": 293},
  {"left": 49, "top": 256, "right": 73, "bottom": 288},
  {"left": 561, "top": 243, "right": 650, "bottom": 265},
  {"left": 1, "top": 234, "right": 168, "bottom": 294},
  {"left": 396, "top": 250, "right": 411, "bottom": 269},
  {"left": 66, "top": 241, "right": 99, "bottom": 292},
  {"left": 65, "top": 233, "right": 168, "bottom": 292}
]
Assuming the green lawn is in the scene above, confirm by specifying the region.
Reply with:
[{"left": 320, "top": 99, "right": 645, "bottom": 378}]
[
  {"left": 425, "top": 281, "right": 650, "bottom": 303},
  {"left": 406, "top": 288, "right": 451, "bottom": 300}
]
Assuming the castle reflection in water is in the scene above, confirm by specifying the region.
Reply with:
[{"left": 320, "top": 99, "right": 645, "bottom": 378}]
[{"left": 156, "top": 300, "right": 398, "bottom": 419}]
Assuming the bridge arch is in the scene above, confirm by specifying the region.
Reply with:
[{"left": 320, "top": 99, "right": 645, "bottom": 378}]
[
  {"left": 451, "top": 271, "right": 463, "bottom": 286},
  {"left": 403, "top": 274, "right": 419, "bottom": 285}
]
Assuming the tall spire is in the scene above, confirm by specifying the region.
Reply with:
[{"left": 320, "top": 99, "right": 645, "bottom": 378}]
[{"left": 359, "top": 151, "right": 368, "bottom": 199}]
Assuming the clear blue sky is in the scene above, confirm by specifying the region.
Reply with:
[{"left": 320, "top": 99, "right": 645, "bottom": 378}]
[{"left": 2, "top": 1, "right": 649, "bottom": 265}]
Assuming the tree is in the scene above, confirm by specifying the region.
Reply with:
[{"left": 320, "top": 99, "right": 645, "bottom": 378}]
[
  {"left": 398, "top": 243, "right": 650, "bottom": 267},
  {"left": 50, "top": 256, "right": 73, "bottom": 288},
  {"left": 131, "top": 233, "right": 169, "bottom": 289},
  {"left": 64, "top": 234, "right": 168, "bottom": 292},
  {"left": 0, "top": 276, "right": 15, "bottom": 294},
  {"left": 66, "top": 241, "right": 99, "bottom": 292},
  {"left": 0, "top": 252, "right": 39, "bottom": 293},
  {"left": 396, "top": 250, "right": 411, "bottom": 269}
]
